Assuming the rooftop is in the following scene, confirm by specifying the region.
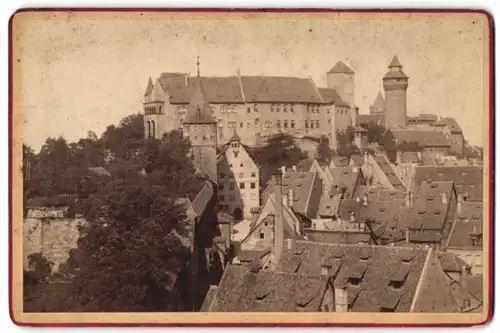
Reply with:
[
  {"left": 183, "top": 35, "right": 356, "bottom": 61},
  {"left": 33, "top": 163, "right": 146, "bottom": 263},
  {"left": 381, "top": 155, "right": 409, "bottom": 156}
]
[{"left": 392, "top": 130, "right": 451, "bottom": 148}]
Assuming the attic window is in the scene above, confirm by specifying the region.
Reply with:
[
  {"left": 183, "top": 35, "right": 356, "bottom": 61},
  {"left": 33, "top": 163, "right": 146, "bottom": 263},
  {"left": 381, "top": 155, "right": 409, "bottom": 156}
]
[
  {"left": 255, "top": 291, "right": 271, "bottom": 301},
  {"left": 389, "top": 264, "right": 410, "bottom": 289},
  {"left": 378, "top": 207, "right": 386, "bottom": 212},
  {"left": 401, "top": 252, "right": 416, "bottom": 262},
  {"left": 380, "top": 307, "right": 396, "bottom": 312},
  {"left": 417, "top": 209, "right": 426, "bottom": 214},
  {"left": 426, "top": 196, "right": 434, "bottom": 201},
  {"left": 259, "top": 230, "right": 264, "bottom": 239},
  {"left": 434, "top": 210, "right": 441, "bottom": 215}
]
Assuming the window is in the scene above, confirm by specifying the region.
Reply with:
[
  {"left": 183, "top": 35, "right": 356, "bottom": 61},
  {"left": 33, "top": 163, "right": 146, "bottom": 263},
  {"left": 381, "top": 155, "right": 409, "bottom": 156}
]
[
  {"left": 240, "top": 163, "right": 243, "bottom": 167},
  {"left": 159, "top": 106, "right": 163, "bottom": 114},
  {"left": 240, "top": 122, "right": 243, "bottom": 128},
  {"left": 284, "top": 120, "right": 288, "bottom": 128},
  {"left": 277, "top": 120, "right": 281, "bottom": 128},
  {"left": 348, "top": 277, "right": 361, "bottom": 286},
  {"left": 218, "top": 195, "right": 225, "bottom": 201},
  {"left": 327, "top": 108, "right": 330, "bottom": 114},
  {"left": 276, "top": 104, "right": 280, "bottom": 112},
  {"left": 305, "top": 120, "right": 309, "bottom": 128},
  {"left": 306, "top": 105, "right": 310, "bottom": 113},
  {"left": 229, "top": 183, "right": 235, "bottom": 190},
  {"left": 240, "top": 182, "right": 245, "bottom": 189},
  {"left": 310, "top": 121, "right": 314, "bottom": 129},
  {"left": 254, "top": 104, "right": 258, "bottom": 112},
  {"left": 291, "top": 120, "right": 295, "bottom": 129},
  {"left": 202, "top": 135, "right": 206, "bottom": 141},
  {"left": 271, "top": 104, "right": 275, "bottom": 112},
  {"left": 228, "top": 122, "right": 236, "bottom": 128},
  {"left": 218, "top": 204, "right": 224, "bottom": 211},
  {"left": 260, "top": 231, "right": 265, "bottom": 239},
  {"left": 251, "top": 193, "right": 257, "bottom": 200},
  {"left": 221, "top": 106, "right": 226, "bottom": 113},
  {"left": 229, "top": 194, "right": 235, "bottom": 201},
  {"left": 218, "top": 183, "right": 224, "bottom": 190},
  {"left": 328, "top": 119, "right": 331, "bottom": 124},
  {"left": 251, "top": 172, "right": 256, "bottom": 178},
  {"left": 251, "top": 182, "right": 256, "bottom": 189},
  {"left": 247, "top": 107, "right": 251, "bottom": 113},
  {"left": 219, "top": 172, "right": 225, "bottom": 179},
  {"left": 316, "top": 120, "right": 320, "bottom": 128},
  {"left": 284, "top": 104, "right": 288, "bottom": 112},
  {"left": 291, "top": 104, "right": 295, "bottom": 113},
  {"left": 219, "top": 131, "right": 224, "bottom": 139},
  {"left": 239, "top": 172, "right": 244, "bottom": 178}
]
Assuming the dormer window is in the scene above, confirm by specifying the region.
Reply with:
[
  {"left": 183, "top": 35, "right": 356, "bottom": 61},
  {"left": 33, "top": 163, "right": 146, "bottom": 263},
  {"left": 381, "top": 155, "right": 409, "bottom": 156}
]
[{"left": 389, "top": 264, "right": 410, "bottom": 289}]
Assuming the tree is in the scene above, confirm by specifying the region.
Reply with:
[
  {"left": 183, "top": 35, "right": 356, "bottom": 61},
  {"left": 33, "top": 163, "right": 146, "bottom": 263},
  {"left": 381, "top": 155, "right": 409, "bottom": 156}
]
[
  {"left": 316, "top": 135, "right": 335, "bottom": 165},
  {"left": 336, "top": 127, "right": 360, "bottom": 157},
  {"left": 101, "top": 114, "right": 144, "bottom": 161},
  {"left": 249, "top": 133, "right": 308, "bottom": 188}
]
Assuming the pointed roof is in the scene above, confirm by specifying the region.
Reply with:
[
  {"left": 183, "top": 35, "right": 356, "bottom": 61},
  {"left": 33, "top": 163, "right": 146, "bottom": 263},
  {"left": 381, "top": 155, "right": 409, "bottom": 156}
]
[
  {"left": 183, "top": 77, "right": 216, "bottom": 124},
  {"left": 389, "top": 55, "right": 403, "bottom": 68},
  {"left": 327, "top": 61, "right": 354, "bottom": 74},
  {"left": 229, "top": 128, "right": 241, "bottom": 142},
  {"left": 371, "top": 91, "right": 385, "bottom": 112},
  {"left": 144, "top": 77, "right": 154, "bottom": 96}
]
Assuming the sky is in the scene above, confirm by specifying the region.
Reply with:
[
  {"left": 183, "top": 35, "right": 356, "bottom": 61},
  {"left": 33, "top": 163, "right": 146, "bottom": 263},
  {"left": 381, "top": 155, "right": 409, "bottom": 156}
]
[{"left": 15, "top": 12, "right": 489, "bottom": 152}]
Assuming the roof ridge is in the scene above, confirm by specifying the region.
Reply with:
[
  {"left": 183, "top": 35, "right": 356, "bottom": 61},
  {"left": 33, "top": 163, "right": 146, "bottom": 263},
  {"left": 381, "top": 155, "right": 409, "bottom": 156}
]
[{"left": 308, "top": 75, "right": 324, "bottom": 103}]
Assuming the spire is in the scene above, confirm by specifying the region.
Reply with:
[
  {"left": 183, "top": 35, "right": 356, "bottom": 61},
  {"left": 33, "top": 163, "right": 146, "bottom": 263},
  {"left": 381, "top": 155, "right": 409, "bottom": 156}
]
[
  {"left": 144, "top": 77, "right": 153, "bottom": 96},
  {"left": 389, "top": 55, "right": 403, "bottom": 69},
  {"left": 230, "top": 127, "right": 241, "bottom": 142},
  {"left": 370, "top": 90, "right": 385, "bottom": 114}
]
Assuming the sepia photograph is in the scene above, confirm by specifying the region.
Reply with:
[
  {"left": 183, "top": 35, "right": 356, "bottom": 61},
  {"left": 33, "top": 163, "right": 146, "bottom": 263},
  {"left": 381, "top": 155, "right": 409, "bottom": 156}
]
[{"left": 9, "top": 9, "right": 492, "bottom": 326}]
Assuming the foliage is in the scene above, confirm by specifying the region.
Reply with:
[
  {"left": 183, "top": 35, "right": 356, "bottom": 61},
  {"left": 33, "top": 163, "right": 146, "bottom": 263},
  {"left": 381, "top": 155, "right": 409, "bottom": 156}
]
[
  {"left": 248, "top": 133, "right": 308, "bottom": 189},
  {"left": 336, "top": 127, "right": 360, "bottom": 157},
  {"left": 316, "top": 135, "right": 335, "bottom": 165},
  {"left": 101, "top": 114, "right": 144, "bottom": 161}
]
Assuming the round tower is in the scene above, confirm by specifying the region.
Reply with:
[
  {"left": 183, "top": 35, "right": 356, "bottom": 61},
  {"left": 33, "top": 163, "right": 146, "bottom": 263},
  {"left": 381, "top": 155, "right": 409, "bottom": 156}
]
[
  {"left": 326, "top": 61, "right": 356, "bottom": 126},
  {"left": 383, "top": 55, "right": 409, "bottom": 130}
]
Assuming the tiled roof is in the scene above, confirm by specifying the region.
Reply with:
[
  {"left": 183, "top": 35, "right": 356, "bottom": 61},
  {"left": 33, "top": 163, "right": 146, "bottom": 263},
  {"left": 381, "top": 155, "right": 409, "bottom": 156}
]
[
  {"left": 200, "top": 285, "right": 218, "bottom": 312},
  {"left": 326, "top": 166, "right": 363, "bottom": 198},
  {"left": 318, "top": 88, "right": 349, "bottom": 107},
  {"left": 413, "top": 166, "right": 483, "bottom": 202},
  {"left": 295, "top": 159, "right": 314, "bottom": 172},
  {"left": 399, "top": 152, "right": 420, "bottom": 164},
  {"left": 317, "top": 193, "right": 342, "bottom": 218},
  {"left": 370, "top": 91, "right": 385, "bottom": 114},
  {"left": 154, "top": 73, "right": 343, "bottom": 104},
  {"left": 373, "top": 155, "right": 405, "bottom": 190},
  {"left": 278, "top": 241, "right": 428, "bottom": 312},
  {"left": 279, "top": 172, "right": 319, "bottom": 216},
  {"left": 240, "top": 76, "right": 324, "bottom": 103},
  {"left": 392, "top": 130, "right": 451, "bottom": 148},
  {"left": 435, "top": 117, "right": 463, "bottom": 134},
  {"left": 357, "top": 114, "right": 385, "bottom": 126},
  {"left": 331, "top": 156, "right": 351, "bottom": 168},
  {"left": 350, "top": 154, "right": 364, "bottom": 167},
  {"left": 205, "top": 265, "right": 328, "bottom": 312},
  {"left": 447, "top": 202, "right": 483, "bottom": 249},
  {"left": 327, "top": 61, "right": 355, "bottom": 74},
  {"left": 409, "top": 181, "right": 454, "bottom": 231},
  {"left": 437, "top": 252, "right": 469, "bottom": 273},
  {"left": 183, "top": 78, "right": 217, "bottom": 124},
  {"left": 192, "top": 181, "right": 215, "bottom": 217},
  {"left": 88, "top": 166, "right": 111, "bottom": 177},
  {"left": 389, "top": 55, "right": 403, "bottom": 68},
  {"left": 420, "top": 150, "right": 437, "bottom": 166}
]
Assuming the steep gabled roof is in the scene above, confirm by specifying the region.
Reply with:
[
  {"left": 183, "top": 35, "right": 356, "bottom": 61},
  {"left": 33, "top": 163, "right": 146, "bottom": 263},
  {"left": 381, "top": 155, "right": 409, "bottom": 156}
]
[
  {"left": 204, "top": 265, "right": 329, "bottom": 312},
  {"left": 327, "top": 61, "right": 355, "bottom": 74},
  {"left": 447, "top": 202, "right": 483, "bottom": 249},
  {"left": 371, "top": 91, "right": 385, "bottom": 113},
  {"left": 144, "top": 77, "right": 154, "bottom": 96},
  {"left": 389, "top": 55, "right": 403, "bottom": 68},
  {"left": 318, "top": 88, "right": 349, "bottom": 107},
  {"left": 240, "top": 76, "right": 323, "bottom": 103},
  {"left": 183, "top": 77, "right": 216, "bottom": 124}
]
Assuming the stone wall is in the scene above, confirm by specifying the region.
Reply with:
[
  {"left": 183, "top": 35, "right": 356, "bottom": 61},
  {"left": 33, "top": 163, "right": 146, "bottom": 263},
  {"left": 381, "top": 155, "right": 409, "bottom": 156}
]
[{"left": 23, "top": 207, "right": 87, "bottom": 272}]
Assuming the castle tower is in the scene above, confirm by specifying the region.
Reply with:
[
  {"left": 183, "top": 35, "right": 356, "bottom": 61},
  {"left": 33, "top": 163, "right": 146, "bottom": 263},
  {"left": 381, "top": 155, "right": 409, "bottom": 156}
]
[
  {"left": 383, "top": 55, "right": 409, "bottom": 130},
  {"left": 369, "top": 91, "right": 385, "bottom": 115},
  {"left": 326, "top": 61, "right": 356, "bottom": 126},
  {"left": 182, "top": 57, "right": 218, "bottom": 183}
]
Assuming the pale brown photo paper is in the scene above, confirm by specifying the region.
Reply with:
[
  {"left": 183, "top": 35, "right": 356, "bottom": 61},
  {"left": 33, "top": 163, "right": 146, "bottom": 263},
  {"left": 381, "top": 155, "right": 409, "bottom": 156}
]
[{"left": 10, "top": 10, "right": 492, "bottom": 326}]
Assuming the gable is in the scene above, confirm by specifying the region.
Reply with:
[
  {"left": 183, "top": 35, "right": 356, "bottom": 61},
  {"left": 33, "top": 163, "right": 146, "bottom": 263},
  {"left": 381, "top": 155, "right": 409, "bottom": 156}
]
[{"left": 150, "top": 80, "right": 166, "bottom": 101}]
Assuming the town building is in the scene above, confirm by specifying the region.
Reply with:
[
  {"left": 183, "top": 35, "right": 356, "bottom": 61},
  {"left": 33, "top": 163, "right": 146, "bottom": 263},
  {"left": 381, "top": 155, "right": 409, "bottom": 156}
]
[
  {"left": 216, "top": 130, "right": 260, "bottom": 220},
  {"left": 142, "top": 61, "right": 356, "bottom": 149}
]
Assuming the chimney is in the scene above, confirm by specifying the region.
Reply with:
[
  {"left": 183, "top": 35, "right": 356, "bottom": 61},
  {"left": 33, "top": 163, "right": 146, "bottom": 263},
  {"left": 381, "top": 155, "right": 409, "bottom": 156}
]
[
  {"left": 292, "top": 165, "right": 297, "bottom": 172},
  {"left": 334, "top": 285, "right": 348, "bottom": 312},
  {"left": 350, "top": 212, "right": 356, "bottom": 223},
  {"left": 288, "top": 189, "right": 294, "bottom": 208},
  {"left": 460, "top": 265, "right": 469, "bottom": 289},
  {"left": 286, "top": 238, "right": 294, "bottom": 250},
  {"left": 321, "top": 261, "right": 332, "bottom": 276},
  {"left": 363, "top": 150, "right": 368, "bottom": 165},
  {"left": 273, "top": 171, "right": 285, "bottom": 263},
  {"left": 280, "top": 165, "right": 286, "bottom": 175},
  {"left": 442, "top": 192, "right": 448, "bottom": 205},
  {"left": 184, "top": 73, "right": 189, "bottom": 86},
  {"left": 362, "top": 194, "right": 368, "bottom": 206},
  {"left": 405, "top": 227, "right": 410, "bottom": 243},
  {"left": 457, "top": 200, "right": 462, "bottom": 214},
  {"left": 353, "top": 166, "right": 358, "bottom": 173},
  {"left": 355, "top": 197, "right": 361, "bottom": 203},
  {"left": 417, "top": 151, "right": 422, "bottom": 160}
]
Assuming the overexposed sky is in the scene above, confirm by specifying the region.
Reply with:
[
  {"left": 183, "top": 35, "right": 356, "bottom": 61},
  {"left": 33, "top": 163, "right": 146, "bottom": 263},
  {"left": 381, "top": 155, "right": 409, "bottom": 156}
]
[{"left": 15, "top": 12, "right": 489, "bottom": 151}]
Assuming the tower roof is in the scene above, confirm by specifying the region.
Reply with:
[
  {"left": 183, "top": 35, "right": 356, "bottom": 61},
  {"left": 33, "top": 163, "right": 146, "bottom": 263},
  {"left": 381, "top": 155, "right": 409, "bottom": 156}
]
[
  {"left": 372, "top": 91, "right": 385, "bottom": 109},
  {"left": 183, "top": 77, "right": 216, "bottom": 124},
  {"left": 389, "top": 55, "right": 403, "bottom": 68},
  {"left": 144, "top": 77, "right": 153, "bottom": 96},
  {"left": 229, "top": 128, "right": 241, "bottom": 142},
  {"left": 327, "top": 61, "right": 354, "bottom": 74}
]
